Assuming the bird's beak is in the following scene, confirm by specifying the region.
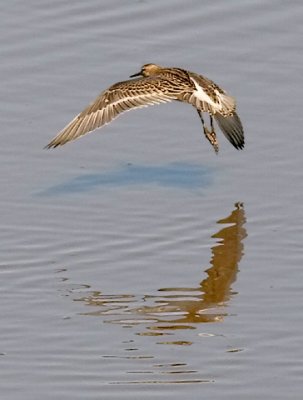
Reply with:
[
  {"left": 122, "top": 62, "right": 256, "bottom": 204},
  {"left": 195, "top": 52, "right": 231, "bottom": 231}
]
[{"left": 130, "top": 71, "right": 142, "bottom": 78}]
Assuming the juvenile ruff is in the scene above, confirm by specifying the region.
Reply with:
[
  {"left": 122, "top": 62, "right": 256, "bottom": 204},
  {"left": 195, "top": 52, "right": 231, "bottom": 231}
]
[{"left": 46, "top": 64, "right": 244, "bottom": 152}]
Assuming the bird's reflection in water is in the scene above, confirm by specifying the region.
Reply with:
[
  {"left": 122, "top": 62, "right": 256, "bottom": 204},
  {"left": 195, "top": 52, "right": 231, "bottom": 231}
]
[{"left": 76, "top": 202, "right": 247, "bottom": 339}]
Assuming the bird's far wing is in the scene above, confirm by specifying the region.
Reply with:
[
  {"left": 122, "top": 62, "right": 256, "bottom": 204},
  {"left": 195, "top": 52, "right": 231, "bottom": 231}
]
[
  {"left": 46, "top": 77, "right": 178, "bottom": 148},
  {"left": 214, "top": 112, "right": 244, "bottom": 150},
  {"left": 182, "top": 73, "right": 236, "bottom": 116}
]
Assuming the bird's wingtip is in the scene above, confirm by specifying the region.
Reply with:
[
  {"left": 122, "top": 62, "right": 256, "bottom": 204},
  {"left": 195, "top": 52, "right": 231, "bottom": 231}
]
[
  {"left": 214, "top": 112, "right": 244, "bottom": 151},
  {"left": 44, "top": 142, "right": 56, "bottom": 149}
]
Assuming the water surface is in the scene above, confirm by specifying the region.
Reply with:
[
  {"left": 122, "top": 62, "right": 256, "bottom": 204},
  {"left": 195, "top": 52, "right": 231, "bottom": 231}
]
[{"left": 1, "top": 1, "right": 303, "bottom": 399}]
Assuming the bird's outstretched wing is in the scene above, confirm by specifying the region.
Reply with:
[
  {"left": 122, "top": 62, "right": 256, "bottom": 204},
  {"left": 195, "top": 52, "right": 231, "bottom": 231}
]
[{"left": 46, "top": 77, "right": 179, "bottom": 148}]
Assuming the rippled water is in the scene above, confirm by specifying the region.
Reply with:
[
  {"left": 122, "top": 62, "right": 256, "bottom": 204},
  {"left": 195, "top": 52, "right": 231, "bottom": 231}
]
[{"left": 1, "top": 1, "right": 303, "bottom": 399}]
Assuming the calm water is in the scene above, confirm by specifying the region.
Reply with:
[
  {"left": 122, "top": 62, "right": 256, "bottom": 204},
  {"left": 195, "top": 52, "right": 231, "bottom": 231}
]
[{"left": 1, "top": 0, "right": 303, "bottom": 399}]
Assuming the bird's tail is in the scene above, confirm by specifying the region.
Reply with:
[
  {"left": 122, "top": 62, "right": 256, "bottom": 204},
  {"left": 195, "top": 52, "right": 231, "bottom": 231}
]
[{"left": 215, "top": 112, "right": 244, "bottom": 150}]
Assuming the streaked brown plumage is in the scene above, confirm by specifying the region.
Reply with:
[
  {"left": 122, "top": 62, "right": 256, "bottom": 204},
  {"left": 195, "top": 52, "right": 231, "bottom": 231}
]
[{"left": 46, "top": 63, "right": 244, "bottom": 152}]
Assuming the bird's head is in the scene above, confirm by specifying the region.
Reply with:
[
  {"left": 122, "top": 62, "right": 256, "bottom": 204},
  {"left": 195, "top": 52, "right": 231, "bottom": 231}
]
[{"left": 130, "top": 63, "right": 163, "bottom": 78}]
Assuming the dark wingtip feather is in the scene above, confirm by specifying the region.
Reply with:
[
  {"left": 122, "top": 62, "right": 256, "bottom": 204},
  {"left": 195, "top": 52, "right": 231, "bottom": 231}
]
[
  {"left": 44, "top": 142, "right": 59, "bottom": 149},
  {"left": 214, "top": 112, "right": 244, "bottom": 150}
]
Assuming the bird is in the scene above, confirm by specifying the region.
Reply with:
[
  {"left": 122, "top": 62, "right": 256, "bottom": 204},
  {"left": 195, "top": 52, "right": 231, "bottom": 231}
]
[{"left": 46, "top": 63, "right": 244, "bottom": 153}]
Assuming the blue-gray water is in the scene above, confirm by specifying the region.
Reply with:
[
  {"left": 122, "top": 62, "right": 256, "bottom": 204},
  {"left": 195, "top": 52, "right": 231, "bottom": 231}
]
[{"left": 1, "top": 1, "right": 303, "bottom": 399}]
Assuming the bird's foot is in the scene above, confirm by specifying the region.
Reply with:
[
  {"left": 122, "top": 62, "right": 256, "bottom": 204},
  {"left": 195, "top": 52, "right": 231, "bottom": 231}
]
[{"left": 204, "top": 128, "right": 219, "bottom": 154}]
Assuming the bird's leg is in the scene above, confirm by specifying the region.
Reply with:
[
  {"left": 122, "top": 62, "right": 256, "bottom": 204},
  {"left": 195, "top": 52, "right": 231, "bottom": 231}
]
[
  {"left": 196, "top": 110, "right": 219, "bottom": 153},
  {"left": 209, "top": 115, "right": 219, "bottom": 154}
]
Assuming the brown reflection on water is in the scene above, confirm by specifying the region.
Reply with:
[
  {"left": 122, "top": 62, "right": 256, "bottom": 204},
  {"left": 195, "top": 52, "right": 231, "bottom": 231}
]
[
  {"left": 76, "top": 202, "right": 247, "bottom": 333},
  {"left": 147, "top": 201, "right": 247, "bottom": 326},
  {"left": 70, "top": 203, "right": 247, "bottom": 384},
  {"left": 137, "top": 201, "right": 246, "bottom": 334}
]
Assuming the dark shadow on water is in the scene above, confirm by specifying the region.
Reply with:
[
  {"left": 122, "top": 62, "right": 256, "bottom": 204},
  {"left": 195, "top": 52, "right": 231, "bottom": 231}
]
[{"left": 39, "top": 163, "right": 214, "bottom": 196}]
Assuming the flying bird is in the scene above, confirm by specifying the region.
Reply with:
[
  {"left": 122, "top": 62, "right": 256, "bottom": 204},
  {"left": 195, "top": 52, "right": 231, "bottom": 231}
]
[{"left": 46, "top": 64, "right": 244, "bottom": 153}]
